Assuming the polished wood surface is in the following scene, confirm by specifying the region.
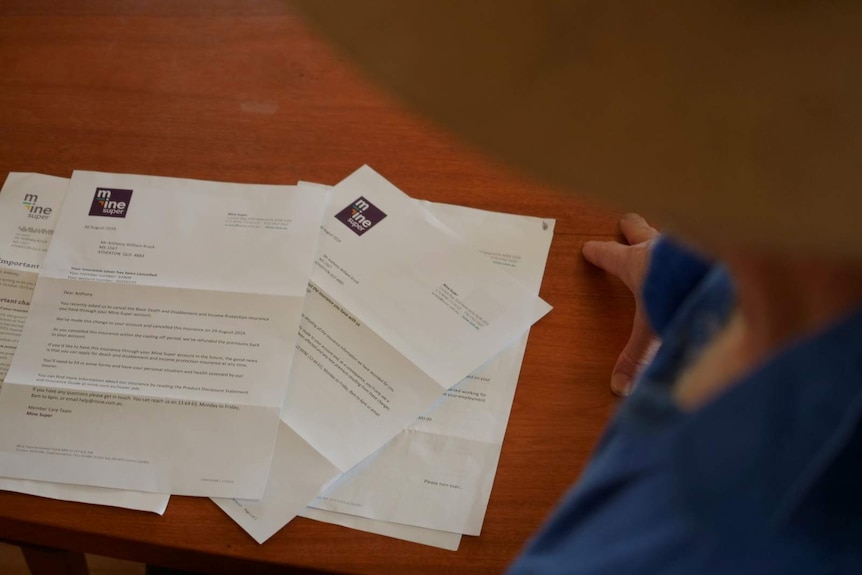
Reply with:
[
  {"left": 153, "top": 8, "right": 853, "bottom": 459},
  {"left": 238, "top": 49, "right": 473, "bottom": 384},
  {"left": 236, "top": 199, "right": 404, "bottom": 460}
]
[{"left": 0, "top": 1, "right": 632, "bottom": 573}]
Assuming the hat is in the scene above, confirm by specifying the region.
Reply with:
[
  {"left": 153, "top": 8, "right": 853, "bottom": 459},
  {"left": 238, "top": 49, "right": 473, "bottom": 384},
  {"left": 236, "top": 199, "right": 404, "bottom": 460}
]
[{"left": 294, "top": 1, "right": 862, "bottom": 258}]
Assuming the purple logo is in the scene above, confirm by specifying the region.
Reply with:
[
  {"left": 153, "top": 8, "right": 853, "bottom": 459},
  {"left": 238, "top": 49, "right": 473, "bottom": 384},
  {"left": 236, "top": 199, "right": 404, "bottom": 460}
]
[
  {"left": 89, "top": 188, "right": 132, "bottom": 218},
  {"left": 334, "top": 196, "right": 387, "bottom": 236}
]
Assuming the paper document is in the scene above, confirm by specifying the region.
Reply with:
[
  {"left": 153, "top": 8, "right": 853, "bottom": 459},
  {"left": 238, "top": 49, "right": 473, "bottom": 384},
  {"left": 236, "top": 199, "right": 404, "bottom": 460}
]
[
  {"left": 311, "top": 201, "right": 554, "bottom": 535},
  {"left": 0, "top": 171, "right": 328, "bottom": 498},
  {"left": 213, "top": 421, "right": 341, "bottom": 543},
  {"left": 0, "top": 173, "right": 67, "bottom": 382},
  {"left": 299, "top": 507, "right": 461, "bottom": 551},
  {"left": 284, "top": 166, "right": 551, "bottom": 473},
  {"left": 216, "top": 170, "right": 552, "bottom": 543},
  {"left": 0, "top": 172, "right": 169, "bottom": 513}
]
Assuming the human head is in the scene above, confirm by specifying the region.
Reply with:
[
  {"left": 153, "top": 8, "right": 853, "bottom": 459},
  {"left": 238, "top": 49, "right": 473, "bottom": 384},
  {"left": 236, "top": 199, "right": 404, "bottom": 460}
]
[{"left": 293, "top": 1, "right": 862, "bottom": 259}]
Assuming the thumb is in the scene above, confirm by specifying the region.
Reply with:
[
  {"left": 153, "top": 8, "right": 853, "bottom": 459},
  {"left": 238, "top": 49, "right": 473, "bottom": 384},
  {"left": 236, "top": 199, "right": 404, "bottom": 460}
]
[{"left": 610, "top": 308, "right": 660, "bottom": 396}]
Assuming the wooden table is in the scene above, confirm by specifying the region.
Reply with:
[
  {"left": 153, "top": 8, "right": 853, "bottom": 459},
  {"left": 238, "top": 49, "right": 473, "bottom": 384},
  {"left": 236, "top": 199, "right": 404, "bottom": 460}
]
[{"left": 0, "top": 1, "right": 633, "bottom": 573}]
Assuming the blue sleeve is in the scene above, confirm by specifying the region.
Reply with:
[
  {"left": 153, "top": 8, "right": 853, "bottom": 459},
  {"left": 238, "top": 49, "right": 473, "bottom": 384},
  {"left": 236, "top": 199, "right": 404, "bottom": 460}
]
[
  {"left": 641, "top": 237, "right": 713, "bottom": 338},
  {"left": 506, "top": 240, "right": 862, "bottom": 574}
]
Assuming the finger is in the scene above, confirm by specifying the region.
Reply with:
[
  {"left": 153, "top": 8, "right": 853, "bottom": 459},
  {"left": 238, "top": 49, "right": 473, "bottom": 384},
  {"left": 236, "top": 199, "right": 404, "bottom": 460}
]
[
  {"left": 619, "top": 213, "right": 659, "bottom": 246},
  {"left": 610, "top": 310, "right": 660, "bottom": 396},
  {"left": 582, "top": 240, "right": 630, "bottom": 278}
]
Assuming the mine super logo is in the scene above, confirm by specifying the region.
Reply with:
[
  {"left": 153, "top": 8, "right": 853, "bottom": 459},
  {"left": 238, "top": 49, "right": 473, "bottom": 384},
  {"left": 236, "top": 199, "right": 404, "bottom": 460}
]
[
  {"left": 89, "top": 187, "right": 133, "bottom": 218},
  {"left": 334, "top": 196, "right": 387, "bottom": 236},
  {"left": 22, "top": 193, "right": 53, "bottom": 220}
]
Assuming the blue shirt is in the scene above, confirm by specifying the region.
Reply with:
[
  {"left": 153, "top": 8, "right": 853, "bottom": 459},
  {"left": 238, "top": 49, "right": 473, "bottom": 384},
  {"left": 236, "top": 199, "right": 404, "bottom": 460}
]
[{"left": 509, "top": 239, "right": 862, "bottom": 574}]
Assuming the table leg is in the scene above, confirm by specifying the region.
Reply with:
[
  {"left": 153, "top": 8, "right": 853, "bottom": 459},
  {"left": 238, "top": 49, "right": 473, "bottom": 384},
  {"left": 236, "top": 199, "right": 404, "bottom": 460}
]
[{"left": 20, "top": 544, "right": 89, "bottom": 575}]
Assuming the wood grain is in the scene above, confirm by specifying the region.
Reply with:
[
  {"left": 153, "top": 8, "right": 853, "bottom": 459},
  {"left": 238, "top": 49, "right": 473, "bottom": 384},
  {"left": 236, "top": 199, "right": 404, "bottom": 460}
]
[{"left": 0, "top": 1, "right": 633, "bottom": 573}]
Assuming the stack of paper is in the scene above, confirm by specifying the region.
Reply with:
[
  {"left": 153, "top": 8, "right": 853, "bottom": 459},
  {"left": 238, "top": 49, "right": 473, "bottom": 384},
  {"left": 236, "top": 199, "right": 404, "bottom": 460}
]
[
  {"left": 0, "top": 173, "right": 169, "bottom": 514},
  {"left": 0, "top": 166, "right": 554, "bottom": 550}
]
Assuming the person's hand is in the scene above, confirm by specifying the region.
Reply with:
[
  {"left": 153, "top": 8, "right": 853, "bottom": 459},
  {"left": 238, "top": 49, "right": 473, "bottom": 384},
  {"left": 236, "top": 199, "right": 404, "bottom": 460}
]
[{"left": 582, "top": 214, "right": 661, "bottom": 396}]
